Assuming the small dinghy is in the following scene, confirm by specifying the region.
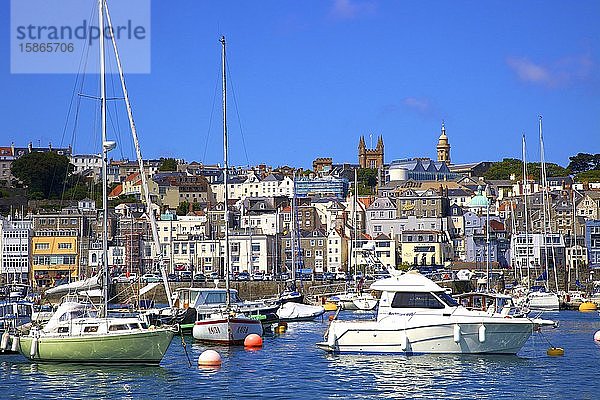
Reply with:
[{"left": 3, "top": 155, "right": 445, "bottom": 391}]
[{"left": 277, "top": 302, "right": 325, "bottom": 322}]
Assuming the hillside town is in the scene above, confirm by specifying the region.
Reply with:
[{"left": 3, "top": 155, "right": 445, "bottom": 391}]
[{"left": 0, "top": 124, "right": 599, "bottom": 292}]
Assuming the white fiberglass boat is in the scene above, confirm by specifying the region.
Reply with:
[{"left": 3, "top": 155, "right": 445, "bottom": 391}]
[
  {"left": 317, "top": 271, "right": 556, "bottom": 355},
  {"left": 526, "top": 291, "right": 560, "bottom": 311}
]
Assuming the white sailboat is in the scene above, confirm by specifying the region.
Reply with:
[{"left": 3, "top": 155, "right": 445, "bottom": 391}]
[
  {"left": 17, "top": 0, "right": 175, "bottom": 364},
  {"left": 192, "top": 36, "right": 262, "bottom": 344},
  {"left": 334, "top": 169, "right": 378, "bottom": 311}
]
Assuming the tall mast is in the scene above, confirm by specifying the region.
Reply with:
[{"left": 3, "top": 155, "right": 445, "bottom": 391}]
[
  {"left": 104, "top": 2, "right": 172, "bottom": 307},
  {"left": 99, "top": 0, "right": 109, "bottom": 318},
  {"left": 291, "top": 172, "right": 296, "bottom": 282},
  {"left": 220, "top": 36, "right": 231, "bottom": 308},
  {"left": 522, "top": 134, "right": 530, "bottom": 289},
  {"left": 539, "top": 115, "right": 550, "bottom": 290},
  {"left": 353, "top": 168, "right": 358, "bottom": 277}
]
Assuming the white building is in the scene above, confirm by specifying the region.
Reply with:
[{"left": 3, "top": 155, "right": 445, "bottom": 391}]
[
  {"left": 70, "top": 154, "right": 102, "bottom": 180},
  {"left": 0, "top": 217, "right": 32, "bottom": 283}
]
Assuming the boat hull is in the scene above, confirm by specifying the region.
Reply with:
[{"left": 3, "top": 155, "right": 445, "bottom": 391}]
[
  {"left": 318, "top": 316, "right": 547, "bottom": 355},
  {"left": 192, "top": 316, "right": 263, "bottom": 345},
  {"left": 527, "top": 292, "right": 560, "bottom": 311},
  {"left": 18, "top": 328, "right": 175, "bottom": 364}
]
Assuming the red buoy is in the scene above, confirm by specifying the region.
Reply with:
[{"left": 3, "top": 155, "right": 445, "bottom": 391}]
[{"left": 244, "top": 333, "right": 263, "bottom": 348}]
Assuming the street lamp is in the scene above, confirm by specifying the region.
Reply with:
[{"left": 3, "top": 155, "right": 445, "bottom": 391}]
[{"left": 470, "top": 185, "right": 490, "bottom": 291}]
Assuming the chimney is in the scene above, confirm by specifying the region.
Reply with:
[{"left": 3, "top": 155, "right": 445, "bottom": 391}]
[{"left": 49, "top": 142, "right": 52, "bottom": 151}]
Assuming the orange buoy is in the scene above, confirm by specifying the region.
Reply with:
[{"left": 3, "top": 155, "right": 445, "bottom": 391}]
[
  {"left": 244, "top": 333, "right": 263, "bottom": 348},
  {"left": 198, "top": 350, "right": 222, "bottom": 367},
  {"left": 328, "top": 315, "right": 335, "bottom": 322}
]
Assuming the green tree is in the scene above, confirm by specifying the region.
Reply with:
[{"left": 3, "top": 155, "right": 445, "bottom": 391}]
[
  {"left": 574, "top": 170, "right": 600, "bottom": 183},
  {"left": 158, "top": 158, "right": 178, "bottom": 171},
  {"left": 483, "top": 158, "right": 568, "bottom": 180},
  {"left": 483, "top": 158, "right": 522, "bottom": 180},
  {"left": 356, "top": 168, "right": 378, "bottom": 195},
  {"left": 11, "top": 152, "right": 72, "bottom": 199},
  {"left": 567, "top": 153, "right": 600, "bottom": 174},
  {"left": 177, "top": 201, "right": 190, "bottom": 215}
]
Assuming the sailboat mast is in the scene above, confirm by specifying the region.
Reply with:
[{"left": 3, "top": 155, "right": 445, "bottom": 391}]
[
  {"left": 353, "top": 168, "right": 358, "bottom": 277},
  {"left": 522, "top": 134, "right": 531, "bottom": 289},
  {"left": 539, "top": 115, "right": 551, "bottom": 290},
  {"left": 220, "top": 36, "right": 231, "bottom": 307},
  {"left": 99, "top": 0, "right": 109, "bottom": 319},
  {"left": 104, "top": 2, "right": 173, "bottom": 307}
]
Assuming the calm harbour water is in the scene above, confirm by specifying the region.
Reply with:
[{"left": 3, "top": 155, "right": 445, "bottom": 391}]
[{"left": 1, "top": 310, "right": 599, "bottom": 400}]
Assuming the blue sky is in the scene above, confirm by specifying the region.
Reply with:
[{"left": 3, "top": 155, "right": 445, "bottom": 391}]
[{"left": 1, "top": 0, "right": 599, "bottom": 169}]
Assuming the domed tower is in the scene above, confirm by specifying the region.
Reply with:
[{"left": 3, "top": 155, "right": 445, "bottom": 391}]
[{"left": 436, "top": 121, "right": 451, "bottom": 164}]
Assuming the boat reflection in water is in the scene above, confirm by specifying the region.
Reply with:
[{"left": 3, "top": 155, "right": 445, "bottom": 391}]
[{"left": 318, "top": 271, "right": 557, "bottom": 355}]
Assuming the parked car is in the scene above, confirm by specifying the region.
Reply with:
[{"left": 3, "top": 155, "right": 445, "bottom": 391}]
[
  {"left": 208, "top": 272, "right": 220, "bottom": 280},
  {"left": 141, "top": 273, "right": 161, "bottom": 283},
  {"left": 251, "top": 272, "right": 264, "bottom": 281},
  {"left": 323, "top": 272, "right": 336, "bottom": 282},
  {"left": 335, "top": 272, "right": 348, "bottom": 281},
  {"left": 193, "top": 274, "right": 206, "bottom": 283},
  {"left": 180, "top": 272, "right": 192, "bottom": 282},
  {"left": 278, "top": 273, "right": 291, "bottom": 281},
  {"left": 167, "top": 273, "right": 179, "bottom": 282},
  {"left": 113, "top": 273, "right": 137, "bottom": 284},
  {"left": 263, "top": 274, "right": 273, "bottom": 281},
  {"left": 237, "top": 272, "right": 250, "bottom": 281}
]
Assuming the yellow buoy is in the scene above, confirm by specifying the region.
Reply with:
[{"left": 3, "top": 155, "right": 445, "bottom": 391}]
[
  {"left": 323, "top": 302, "right": 338, "bottom": 312},
  {"left": 579, "top": 302, "right": 597, "bottom": 312},
  {"left": 274, "top": 325, "right": 286, "bottom": 334},
  {"left": 546, "top": 347, "right": 565, "bottom": 357}
]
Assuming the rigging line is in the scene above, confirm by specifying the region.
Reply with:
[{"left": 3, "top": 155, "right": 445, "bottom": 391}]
[
  {"left": 59, "top": 4, "right": 95, "bottom": 208},
  {"left": 226, "top": 64, "right": 250, "bottom": 166},
  {"left": 202, "top": 71, "right": 220, "bottom": 165}
]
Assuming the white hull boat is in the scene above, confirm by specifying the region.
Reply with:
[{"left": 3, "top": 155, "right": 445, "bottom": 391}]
[
  {"left": 192, "top": 312, "right": 262, "bottom": 345},
  {"left": 277, "top": 302, "right": 325, "bottom": 322},
  {"left": 317, "top": 271, "right": 555, "bottom": 355},
  {"left": 334, "top": 292, "right": 378, "bottom": 311},
  {"left": 526, "top": 291, "right": 560, "bottom": 311}
]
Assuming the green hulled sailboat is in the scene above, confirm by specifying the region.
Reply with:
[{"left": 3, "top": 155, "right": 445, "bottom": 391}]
[{"left": 18, "top": 0, "right": 175, "bottom": 364}]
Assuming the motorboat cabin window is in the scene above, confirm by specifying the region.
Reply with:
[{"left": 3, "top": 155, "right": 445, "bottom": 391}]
[
  {"left": 391, "top": 292, "right": 445, "bottom": 309},
  {"left": 57, "top": 326, "right": 69, "bottom": 333},
  {"left": 83, "top": 326, "right": 99, "bottom": 333},
  {"left": 17, "top": 304, "right": 32, "bottom": 316},
  {"left": 437, "top": 292, "right": 459, "bottom": 307}
]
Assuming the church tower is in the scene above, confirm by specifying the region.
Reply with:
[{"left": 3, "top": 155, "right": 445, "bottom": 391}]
[
  {"left": 436, "top": 122, "right": 451, "bottom": 164},
  {"left": 358, "top": 135, "right": 384, "bottom": 169}
]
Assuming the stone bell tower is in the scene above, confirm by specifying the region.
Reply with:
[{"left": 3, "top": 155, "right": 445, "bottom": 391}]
[{"left": 436, "top": 121, "right": 451, "bottom": 164}]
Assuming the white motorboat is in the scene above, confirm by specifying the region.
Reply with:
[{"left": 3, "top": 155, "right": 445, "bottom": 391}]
[
  {"left": 317, "top": 271, "right": 556, "bottom": 355},
  {"left": 162, "top": 287, "right": 279, "bottom": 332}
]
